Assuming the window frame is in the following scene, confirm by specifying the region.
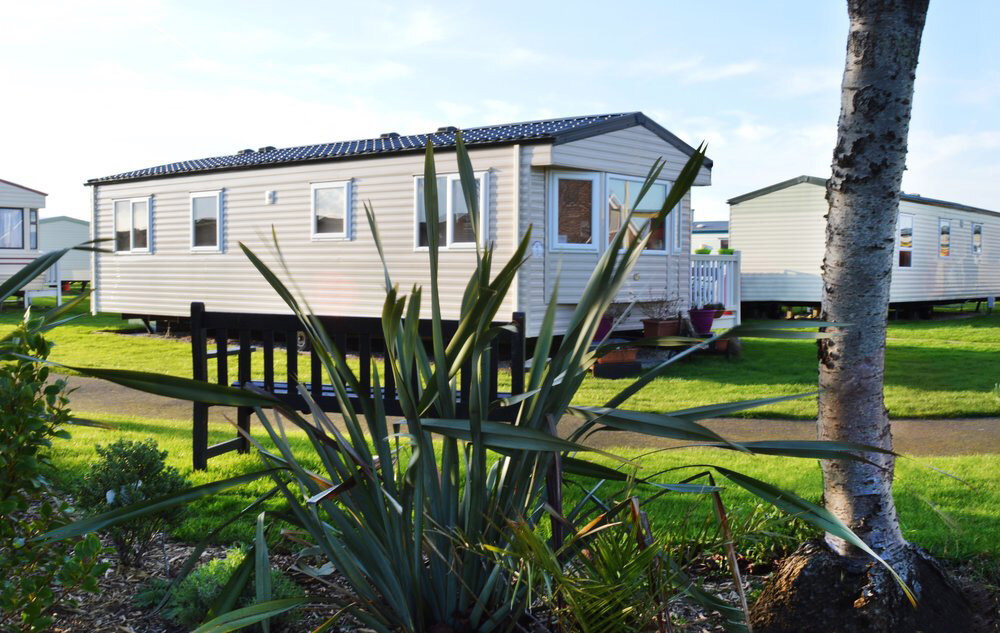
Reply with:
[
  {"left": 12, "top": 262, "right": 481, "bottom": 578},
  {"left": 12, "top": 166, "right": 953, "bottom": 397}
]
[
  {"left": 28, "top": 209, "right": 37, "bottom": 251},
  {"left": 413, "top": 171, "right": 489, "bottom": 251},
  {"left": 311, "top": 180, "right": 353, "bottom": 241},
  {"left": 548, "top": 171, "right": 602, "bottom": 253},
  {"left": 604, "top": 173, "right": 671, "bottom": 254},
  {"left": 0, "top": 208, "right": 24, "bottom": 250},
  {"left": 190, "top": 190, "right": 224, "bottom": 253},
  {"left": 897, "top": 212, "right": 913, "bottom": 268},
  {"left": 112, "top": 196, "right": 153, "bottom": 254},
  {"left": 972, "top": 222, "right": 983, "bottom": 256},
  {"left": 938, "top": 218, "right": 951, "bottom": 258}
]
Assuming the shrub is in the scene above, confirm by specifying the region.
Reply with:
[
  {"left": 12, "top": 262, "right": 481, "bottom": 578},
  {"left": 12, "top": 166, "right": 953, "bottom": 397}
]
[
  {"left": 694, "top": 247, "right": 712, "bottom": 254},
  {"left": 75, "top": 439, "right": 187, "bottom": 566},
  {"left": 0, "top": 303, "right": 108, "bottom": 632},
  {"left": 152, "top": 547, "right": 301, "bottom": 630},
  {"left": 718, "top": 247, "right": 735, "bottom": 255}
]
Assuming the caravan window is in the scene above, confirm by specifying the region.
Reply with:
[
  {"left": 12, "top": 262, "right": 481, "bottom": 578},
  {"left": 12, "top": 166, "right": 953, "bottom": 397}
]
[
  {"left": 312, "top": 180, "right": 351, "bottom": 240},
  {"left": 607, "top": 176, "right": 667, "bottom": 251},
  {"left": 939, "top": 219, "right": 950, "bottom": 257},
  {"left": 973, "top": 223, "right": 983, "bottom": 255},
  {"left": 550, "top": 172, "right": 600, "bottom": 250},
  {"left": 0, "top": 208, "right": 23, "bottom": 249},
  {"left": 113, "top": 198, "right": 152, "bottom": 253},
  {"left": 897, "top": 213, "right": 913, "bottom": 267},
  {"left": 415, "top": 172, "right": 487, "bottom": 249},
  {"left": 191, "top": 191, "right": 223, "bottom": 252},
  {"left": 29, "top": 210, "right": 37, "bottom": 250}
]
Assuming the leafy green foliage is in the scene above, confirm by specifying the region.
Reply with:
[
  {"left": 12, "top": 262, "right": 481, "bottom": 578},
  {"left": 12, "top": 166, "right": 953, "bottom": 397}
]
[
  {"left": 145, "top": 547, "right": 301, "bottom": 631},
  {"left": 0, "top": 255, "right": 109, "bottom": 632},
  {"left": 75, "top": 439, "right": 187, "bottom": 566}
]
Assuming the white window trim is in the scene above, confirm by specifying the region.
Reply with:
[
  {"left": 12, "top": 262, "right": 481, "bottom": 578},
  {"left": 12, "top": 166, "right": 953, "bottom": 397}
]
[
  {"left": 938, "top": 218, "right": 951, "bottom": 258},
  {"left": 972, "top": 222, "right": 983, "bottom": 256},
  {"left": 112, "top": 196, "right": 153, "bottom": 255},
  {"left": 605, "top": 173, "right": 672, "bottom": 255},
  {"left": 897, "top": 212, "right": 913, "bottom": 268},
  {"left": 413, "top": 171, "right": 489, "bottom": 251},
  {"left": 311, "top": 180, "right": 352, "bottom": 241},
  {"left": 190, "top": 190, "right": 224, "bottom": 253},
  {"left": 672, "top": 196, "right": 683, "bottom": 254},
  {"left": 547, "top": 171, "right": 601, "bottom": 252}
]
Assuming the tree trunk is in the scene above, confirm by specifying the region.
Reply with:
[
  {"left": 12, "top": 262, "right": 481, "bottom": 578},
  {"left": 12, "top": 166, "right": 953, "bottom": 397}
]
[
  {"left": 817, "top": 0, "right": 927, "bottom": 568},
  {"left": 750, "top": 2, "right": 980, "bottom": 630}
]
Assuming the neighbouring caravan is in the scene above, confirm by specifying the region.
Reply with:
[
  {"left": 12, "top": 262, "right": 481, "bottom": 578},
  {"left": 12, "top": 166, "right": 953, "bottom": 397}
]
[
  {"left": 0, "top": 178, "right": 45, "bottom": 300},
  {"left": 729, "top": 176, "right": 1000, "bottom": 314},
  {"left": 87, "top": 113, "right": 712, "bottom": 336},
  {"left": 692, "top": 220, "right": 729, "bottom": 253},
  {"left": 39, "top": 216, "right": 91, "bottom": 285}
]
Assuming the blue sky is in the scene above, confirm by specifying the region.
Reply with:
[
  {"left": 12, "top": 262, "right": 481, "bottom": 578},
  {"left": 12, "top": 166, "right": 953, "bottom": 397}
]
[{"left": 2, "top": 1, "right": 998, "bottom": 220}]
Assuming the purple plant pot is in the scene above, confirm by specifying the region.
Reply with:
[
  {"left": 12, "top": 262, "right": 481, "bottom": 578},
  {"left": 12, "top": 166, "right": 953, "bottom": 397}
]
[{"left": 688, "top": 309, "right": 716, "bottom": 335}]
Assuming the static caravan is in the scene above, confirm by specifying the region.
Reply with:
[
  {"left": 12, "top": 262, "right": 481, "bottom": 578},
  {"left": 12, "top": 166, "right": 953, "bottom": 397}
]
[
  {"left": 692, "top": 220, "right": 729, "bottom": 252},
  {"left": 87, "top": 112, "right": 712, "bottom": 337},
  {"left": 729, "top": 175, "right": 1000, "bottom": 313},
  {"left": 0, "top": 178, "right": 45, "bottom": 300},
  {"left": 39, "top": 216, "right": 91, "bottom": 286}
]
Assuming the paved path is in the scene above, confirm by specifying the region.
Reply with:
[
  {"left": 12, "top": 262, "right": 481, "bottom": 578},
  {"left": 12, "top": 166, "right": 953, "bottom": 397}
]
[{"left": 63, "top": 376, "right": 1000, "bottom": 457}]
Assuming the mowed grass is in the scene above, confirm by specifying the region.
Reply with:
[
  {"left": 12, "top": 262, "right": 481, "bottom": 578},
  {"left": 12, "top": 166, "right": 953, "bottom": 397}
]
[
  {"left": 47, "top": 413, "right": 1000, "bottom": 561},
  {"left": 5, "top": 296, "right": 999, "bottom": 419}
]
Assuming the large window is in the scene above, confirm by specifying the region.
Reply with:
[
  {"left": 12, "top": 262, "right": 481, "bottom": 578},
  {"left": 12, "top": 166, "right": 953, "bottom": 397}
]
[
  {"left": 415, "top": 172, "right": 487, "bottom": 248},
  {"left": 939, "top": 218, "right": 950, "bottom": 257},
  {"left": 897, "top": 213, "right": 913, "bottom": 267},
  {"left": 973, "top": 223, "right": 983, "bottom": 255},
  {"left": 29, "top": 210, "right": 37, "bottom": 250},
  {"left": 312, "top": 180, "right": 352, "bottom": 240},
  {"left": 0, "top": 208, "right": 23, "bottom": 249},
  {"left": 113, "top": 198, "right": 152, "bottom": 253},
  {"left": 607, "top": 177, "right": 667, "bottom": 251},
  {"left": 550, "top": 172, "right": 600, "bottom": 250},
  {"left": 191, "top": 191, "right": 223, "bottom": 252}
]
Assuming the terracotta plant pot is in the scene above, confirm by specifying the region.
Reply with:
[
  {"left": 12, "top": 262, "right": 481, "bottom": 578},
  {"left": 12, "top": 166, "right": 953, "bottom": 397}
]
[
  {"left": 598, "top": 347, "right": 638, "bottom": 364},
  {"left": 688, "top": 308, "right": 717, "bottom": 335},
  {"left": 642, "top": 318, "right": 680, "bottom": 338}
]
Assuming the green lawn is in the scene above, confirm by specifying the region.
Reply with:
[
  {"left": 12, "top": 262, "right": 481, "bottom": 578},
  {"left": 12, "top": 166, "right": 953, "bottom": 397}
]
[
  {"left": 48, "top": 413, "right": 1000, "bottom": 562},
  {"left": 5, "top": 296, "right": 999, "bottom": 419}
]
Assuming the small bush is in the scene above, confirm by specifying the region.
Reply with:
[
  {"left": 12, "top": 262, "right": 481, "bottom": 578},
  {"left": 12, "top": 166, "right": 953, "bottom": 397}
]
[
  {"left": 155, "top": 547, "right": 302, "bottom": 630},
  {"left": 75, "top": 439, "right": 187, "bottom": 566},
  {"left": 718, "top": 247, "right": 735, "bottom": 255},
  {"left": 694, "top": 247, "right": 712, "bottom": 254}
]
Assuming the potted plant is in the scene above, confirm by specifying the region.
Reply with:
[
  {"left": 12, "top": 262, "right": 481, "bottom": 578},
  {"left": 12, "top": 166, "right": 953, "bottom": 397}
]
[
  {"left": 689, "top": 301, "right": 725, "bottom": 335},
  {"left": 633, "top": 292, "right": 681, "bottom": 339},
  {"left": 694, "top": 247, "right": 711, "bottom": 254},
  {"left": 596, "top": 302, "right": 638, "bottom": 365},
  {"left": 718, "top": 247, "right": 735, "bottom": 255}
]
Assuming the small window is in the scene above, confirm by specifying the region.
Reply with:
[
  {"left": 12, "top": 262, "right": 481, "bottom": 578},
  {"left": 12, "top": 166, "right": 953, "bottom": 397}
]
[
  {"left": 939, "top": 218, "right": 950, "bottom": 257},
  {"left": 415, "top": 172, "right": 487, "bottom": 248},
  {"left": 550, "top": 172, "right": 599, "bottom": 250},
  {"left": 29, "top": 209, "right": 38, "bottom": 250},
  {"left": 720, "top": 238, "right": 730, "bottom": 250},
  {"left": 607, "top": 177, "right": 667, "bottom": 251},
  {"left": 191, "top": 191, "right": 223, "bottom": 251},
  {"left": 973, "top": 223, "right": 983, "bottom": 255},
  {"left": 898, "top": 213, "right": 913, "bottom": 267},
  {"left": 113, "top": 198, "right": 152, "bottom": 253},
  {"left": 0, "top": 208, "right": 23, "bottom": 249},
  {"left": 672, "top": 198, "right": 683, "bottom": 253},
  {"left": 312, "top": 181, "right": 352, "bottom": 239}
]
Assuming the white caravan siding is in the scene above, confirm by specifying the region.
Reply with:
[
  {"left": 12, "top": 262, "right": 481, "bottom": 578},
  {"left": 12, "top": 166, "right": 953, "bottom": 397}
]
[
  {"left": 730, "top": 182, "right": 827, "bottom": 303},
  {"left": 93, "top": 147, "right": 518, "bottom": 321},
  {"left": 39, "top": 217, "right": 91, "bottom": 281},
  {"left": 730, "top": 180, "right": 1000, "bottom": 304},
  {"left": 0, "top": 180, "right": 45, "bottom": 292}
]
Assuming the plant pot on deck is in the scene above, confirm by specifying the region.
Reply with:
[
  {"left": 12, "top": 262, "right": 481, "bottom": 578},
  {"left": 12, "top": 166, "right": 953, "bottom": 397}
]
[
  {"left": 688, "top": 309, "right": 717, "bottom": 335},
  {"left": 642, "top": 318, "right": 681, "bottom": 339},
  {"left": 597, "top": 347, "right": 638, "bottom": 364}
]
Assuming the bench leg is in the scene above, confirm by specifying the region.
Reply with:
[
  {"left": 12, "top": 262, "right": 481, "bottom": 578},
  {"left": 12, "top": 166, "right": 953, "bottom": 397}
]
[
  {"left": 193, "top": 403, "right": 209, "bottom": 470},
  {"left": 236, "top": 406, "right": 251, "bottom": 453}
]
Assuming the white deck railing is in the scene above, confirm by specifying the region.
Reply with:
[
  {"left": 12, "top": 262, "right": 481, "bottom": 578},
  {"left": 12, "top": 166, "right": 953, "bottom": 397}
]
[{"left": 691, "top": 252, "right": 741, "bottom": 328}]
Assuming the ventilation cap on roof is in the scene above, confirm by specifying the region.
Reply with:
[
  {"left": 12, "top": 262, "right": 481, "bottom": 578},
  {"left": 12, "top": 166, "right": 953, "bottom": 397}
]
[
  {"left": 258, "top": 146, "right": 277, "bottom": 153},
  {"left": 379, "top": 132, "right": 400, "bottom": 139},
  {"left": 236, "top": 148, "right": 254, "bottom": 155},
  {"left": 437, "top": 126, "right": 458, "bottom": 133}
]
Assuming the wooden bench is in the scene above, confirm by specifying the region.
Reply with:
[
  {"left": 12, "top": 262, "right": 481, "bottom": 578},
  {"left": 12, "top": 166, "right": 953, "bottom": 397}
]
[{"left": 189, "top": 302, "right": 526, "bottom": 470}]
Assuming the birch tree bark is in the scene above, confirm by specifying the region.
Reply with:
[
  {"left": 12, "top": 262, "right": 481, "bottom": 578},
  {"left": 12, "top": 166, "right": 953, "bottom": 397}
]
[{"left": 818, "top": 0, "right": 927, "bottom": 567}]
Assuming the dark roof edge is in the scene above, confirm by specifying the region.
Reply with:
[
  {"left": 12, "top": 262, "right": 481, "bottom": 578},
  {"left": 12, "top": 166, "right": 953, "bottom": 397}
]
[
  {"left": 726, "top": 175, "right": 825, "bottom": 205},
  {"left": 85, "top": 137, "right": 553, "bottom": 187},
  {"left": 0, "top": 178, "right": 47, "bottom": 197},
  {"left": 39, "top": 215, "right": 89, "bottom": 225},
  {"left": 728, "top": 175, "right": 1000, "bottom": 217},
  {"left": 551, "top": 112, "right": 714, "bottom": 169}
]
